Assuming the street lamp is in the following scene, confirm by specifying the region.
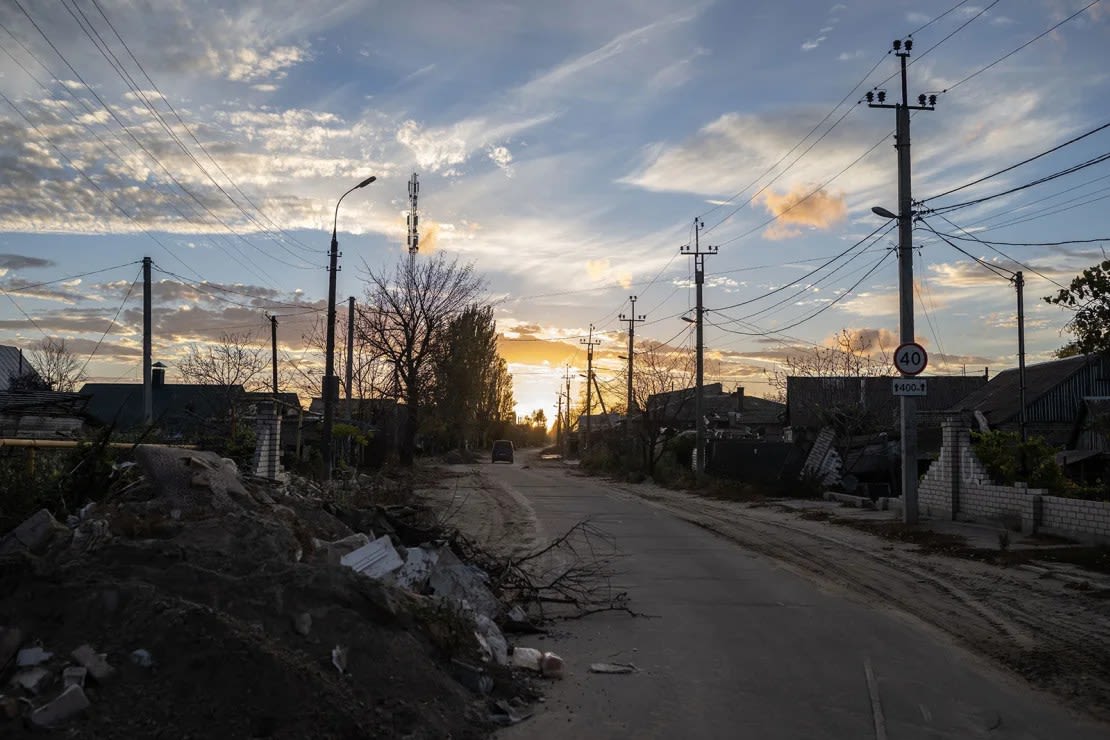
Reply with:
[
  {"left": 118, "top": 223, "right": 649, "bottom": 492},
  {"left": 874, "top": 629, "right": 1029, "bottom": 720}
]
[
  {"left": 872, "top": 206, "right": 897, "bottom": 220},
  {"left": 322, "top": 175, "right": 376, "bottom": 480}
]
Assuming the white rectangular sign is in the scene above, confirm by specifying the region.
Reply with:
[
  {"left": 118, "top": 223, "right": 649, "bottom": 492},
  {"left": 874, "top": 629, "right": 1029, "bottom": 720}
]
[{"left": 892, "top": 378, "right": 927, "bottom": 396}]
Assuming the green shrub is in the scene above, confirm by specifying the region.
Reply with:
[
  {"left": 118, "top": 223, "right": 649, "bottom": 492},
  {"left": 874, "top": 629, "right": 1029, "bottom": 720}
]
[{"left": 971, "top": 430, "right": 1068, "bottom": 491}]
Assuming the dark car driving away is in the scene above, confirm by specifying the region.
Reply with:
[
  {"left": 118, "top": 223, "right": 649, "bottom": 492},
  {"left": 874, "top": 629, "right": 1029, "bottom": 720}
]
[{"left": 491, "top": 439, "right": 514, "bottom": 464}]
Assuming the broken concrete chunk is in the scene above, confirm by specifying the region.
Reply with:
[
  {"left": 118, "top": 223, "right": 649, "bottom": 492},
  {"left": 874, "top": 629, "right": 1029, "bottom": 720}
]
[
  {"left": 394, "top": 546, "right": 440, "bottom": 591},
  {"left": 451, "top": 659, "right": 494, "bottom": 695},
  {"left": 540, "top": 652, "right": 564, "bottom": 679},
  {"left": 63, "top": 666, "right": 87, "bottom": 688},
  {"left": 0, "top": 509, "right": 68, "bottom": 555},
  {"left": 292, "top": 613, "right": 312, "bottom": 637},
  {"left": 16, "top": 646, "right": 52, "bottom": 667},
  {"left": 313, "top": 533, "right": 371, "bottom": 567},
  {"left": 340, "top": 535, "right": 403, "bottom": 580},
  {"left": 589, "top": 662, "right": 638, "bottom": 674},
  {"left": 11, "top": 667, "right": 51, "bottom": 695},
  {"left": 70, "top": 645, "right": 115, "bottom": 682},
  {"left": 511, "top": 647, "right": 542, "bottom": 672},
  {"left": 30, "top": 684, "right": 89, "bottom": 728},
  {"left": 474, "top": 615, "right": 508, "bottom": 666},
  {"left": 428, "top": 562, "right": 501, "bottom": 620}
]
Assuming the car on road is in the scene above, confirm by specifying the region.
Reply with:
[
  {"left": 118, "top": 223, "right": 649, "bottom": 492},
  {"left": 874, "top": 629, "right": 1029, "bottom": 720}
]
[{"left": 491, "top": 439, "right": 514, "bottom": 464}]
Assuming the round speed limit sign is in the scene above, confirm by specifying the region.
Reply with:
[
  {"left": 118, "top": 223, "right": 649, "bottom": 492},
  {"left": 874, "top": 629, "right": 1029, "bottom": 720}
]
[{"left": 894, "top": 342, "right": 928, "bottom": 376}]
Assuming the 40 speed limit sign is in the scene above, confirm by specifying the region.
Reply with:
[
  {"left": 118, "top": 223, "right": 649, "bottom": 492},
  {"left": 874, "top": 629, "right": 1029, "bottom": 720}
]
[{"left": 894, "top": 342, "right": 928, "bottom": 376}]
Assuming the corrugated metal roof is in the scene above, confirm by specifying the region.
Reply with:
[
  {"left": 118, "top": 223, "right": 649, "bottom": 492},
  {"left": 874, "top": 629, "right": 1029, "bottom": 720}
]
[
  {"left": 0, "top": 345, "right": 40, "bottom": 391},
  {"left": 950, "top": 355, "right": 1105, "bottom": 424}
]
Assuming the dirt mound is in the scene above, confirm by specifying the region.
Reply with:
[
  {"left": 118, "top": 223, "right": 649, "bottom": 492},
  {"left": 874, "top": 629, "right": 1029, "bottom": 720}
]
[{"left": 0, "top": 447, "right": 496, "bottom": 739}]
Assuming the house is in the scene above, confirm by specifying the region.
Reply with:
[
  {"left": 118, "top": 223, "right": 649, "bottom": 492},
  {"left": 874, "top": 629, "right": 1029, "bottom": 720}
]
[
  {"left": 950, "top": 354, "right": 1110, "bottom": 447},
  {"left": 646, "top": 383, "right": 785, "bottom": 439},
  {"left": 0, "top": 345, "right": 41, "bottom": 390},
  {"left": 786, "top": 374, "right": 989, "bottom": 450},
  {"left": 80, "top": 363, "right": 245, "bottom": 440}
]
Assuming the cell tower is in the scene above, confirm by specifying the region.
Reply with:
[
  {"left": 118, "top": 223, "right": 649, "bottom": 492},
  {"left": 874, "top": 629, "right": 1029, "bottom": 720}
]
[{"left": 407, "top": 173, "right": 420, "bottom": 256}]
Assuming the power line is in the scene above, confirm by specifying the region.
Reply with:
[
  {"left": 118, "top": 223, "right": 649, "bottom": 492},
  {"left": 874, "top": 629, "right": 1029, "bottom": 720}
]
[
  {"left": 922, "top": 214, "right": 1067, "bottom": 288},
  {"left": 77, "top": 264, "right": 142, "bottom": 378},
  {"left": 921, "top": 119, "right": 1110, "bottom": 203},
  {"left": 2, "top": 260, "right": 142, "bottom": 293}
]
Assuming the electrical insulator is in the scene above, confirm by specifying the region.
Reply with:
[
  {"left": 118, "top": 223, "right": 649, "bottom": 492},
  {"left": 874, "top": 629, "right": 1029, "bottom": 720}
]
[
  {"left": 866, "top": 91, "right": 874, "bottom": 103},
  {"left": 918, "top": 94, "right": 926, "bottom": 106},
  {"left": 877, "top": 90, "right": 886, "bottom": 103},
  {"left": 892, "top": 39, "right": 901, "bottom": 50},
  {"left": 904, "top": 38, "right": 913, "bottom": 51},
  {"left": 928, "top": 94, "right": 937, "bottom": 106}
]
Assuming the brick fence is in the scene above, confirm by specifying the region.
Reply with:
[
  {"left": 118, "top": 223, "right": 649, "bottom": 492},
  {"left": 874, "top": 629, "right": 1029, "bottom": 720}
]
[{"left": 919, "top": 418, "right": 1110, "bottom": 542}]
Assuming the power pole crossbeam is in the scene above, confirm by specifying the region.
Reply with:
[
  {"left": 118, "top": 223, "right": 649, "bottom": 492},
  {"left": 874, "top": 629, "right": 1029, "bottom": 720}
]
[{"left": 866, "top": 38, "right": 936, "bottom": 524}]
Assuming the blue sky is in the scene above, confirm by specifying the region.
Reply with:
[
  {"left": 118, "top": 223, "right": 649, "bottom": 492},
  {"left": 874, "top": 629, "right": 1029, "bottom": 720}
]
[{"left": 0, "top": 0, "right": 1107, "bottom": 418}]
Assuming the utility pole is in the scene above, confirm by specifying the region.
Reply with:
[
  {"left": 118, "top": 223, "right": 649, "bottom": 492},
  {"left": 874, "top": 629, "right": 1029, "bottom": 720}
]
[
  {"left": 556, "top": 391, "right": 564, "bottom": 452},
  {"left": 564, "top": 365, "right": 572, "bottom": 459},
  {"left": 270, "top": 314, "right": 279, "bottom": 397},
  {"left": 680, "top": 218, "right": 717, "bottom": 476},
  {"left": 867, "top": 38, "right": 935, "bottom": 524},
  {"left": 619, "top": 296, "right": 645, "bottom": 422},
  {"left": 345, "top": 296, "right": 356, "bottom": 422},
  {"left": 142, "top": 256, "right": 152, "bottom": 426},
  {"left": 580, "top": 326, "right": 601, "bottom": 455}
]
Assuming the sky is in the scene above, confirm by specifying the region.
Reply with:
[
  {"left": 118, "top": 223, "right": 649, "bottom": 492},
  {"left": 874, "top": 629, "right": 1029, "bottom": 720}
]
[{"left": 0, "top": 0, "right": 1108, "bottom": 422}]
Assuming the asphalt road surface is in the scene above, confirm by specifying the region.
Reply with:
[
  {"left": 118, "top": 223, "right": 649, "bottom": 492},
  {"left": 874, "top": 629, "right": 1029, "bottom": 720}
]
[{"left": 493, "top": 455, "right": 1108, "bottom": 740}]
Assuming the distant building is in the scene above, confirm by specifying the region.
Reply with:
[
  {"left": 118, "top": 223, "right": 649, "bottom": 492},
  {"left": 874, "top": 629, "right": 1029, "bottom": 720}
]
[{"left": 0, "top": 345, "right": 41, "bottom": 391}]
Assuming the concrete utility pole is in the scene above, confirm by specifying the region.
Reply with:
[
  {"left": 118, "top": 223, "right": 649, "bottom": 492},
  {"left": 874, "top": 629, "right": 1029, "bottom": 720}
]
[
  {"left": 580, "top": 326, "right": 601, "bottom": 455},
  {"left": 345, "top": 296, "right": 356, "bottom": 422},
  {"left": 270, "top": 314, "right": 279, "bottom": 397},
  {"left": 564, "top": 365, "right": 572, "bottom": 459},
  {"left": 556, "top": 391, "right": 563, "bottom": 451},
  {"left": 681, "top": 218, "right": 717, "bottom": 476},
  {"left": 142, "top": 256, "right": 152, "bottom": 426},
  {"left": 619, "top": 296, "right": 646, "bottom": 421},
  {"left": 867, "top": 38, "right": 935, "bottom": 524},
  {"left": 1014, "top": 271, "right": 1027, "bottom": 444}
]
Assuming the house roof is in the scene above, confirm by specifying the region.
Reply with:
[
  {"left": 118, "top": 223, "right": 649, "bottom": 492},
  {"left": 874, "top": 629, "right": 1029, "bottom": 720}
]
[
  {"left": 0, "top": 391, "right": 88, "bottom": 415},
  {"left": 306, "top": 397, "right": 398, "bottom": 417},
  {"left": 0, "top": 346, "right": 40, "bottom": 391},
  {"left": 728, "top": 395, "right": 786, "bottom": 426},
  {"left": 950, "top": 354, "right": 1101, "bottom": 424},
  {"left": 80, "top": 382, "right": 243, "bottom": 431}
]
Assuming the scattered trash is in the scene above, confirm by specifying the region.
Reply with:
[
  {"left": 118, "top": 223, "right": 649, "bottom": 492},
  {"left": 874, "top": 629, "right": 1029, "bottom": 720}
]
[
  {"left": 506, "top": 605, "right": 527, "bottom": 623},
  {"left": 70, "top": 645, "right": 115, "bottom": 682},
  {"left": 474, "top": 615, "right": 508, "bottom": 666},
  {"left": 488, "top": 698, "right": 534, "bottom": 726},
  {"left": 292, "top": 612, "right": 312, "bottom": 637},
  {"left": 394, "top": 545, "right": 440, "bottom": 591},
  {"left": 511, "top": 647, "right": 543, "bottom": 672},
  {"left": 11, "top": 667, "right": 51, "bottom": 695},
  {"left": 63, "top": 666, "right": 87, "bottom": 688},
  {"left": 451, "top": 658, "right": 494, "bottom": 695},
  {"left": 129, "top": 649, "right": 154, "bottom": 668},
  {"left": 589, "top": 662, "right": 638, "bottom": 674},
  {"left": 30, "top": 684, "right": 90, "bottom": 728},
  {"left": 540, "top": 651, "right": 564, "bottom": 679},
  {"left": 340, "top": 535, "right": 404, "bottom": 580},
  {"left": 16, "top": 646, "right": 53, "bottom": 667},
  {"left": 331, "top": 645, "right": 348, "bottom": 674}
]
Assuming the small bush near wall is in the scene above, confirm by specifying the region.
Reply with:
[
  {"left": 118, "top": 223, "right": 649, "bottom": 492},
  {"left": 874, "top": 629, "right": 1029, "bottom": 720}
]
[{"left": 971, "top": 430, "right": 1068, "bottom": 491}]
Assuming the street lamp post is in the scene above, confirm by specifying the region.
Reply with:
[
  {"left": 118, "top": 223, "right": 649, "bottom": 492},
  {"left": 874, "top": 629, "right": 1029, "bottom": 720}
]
[{"left": 322, "top": 175, "right": 376, "bottom": 480}]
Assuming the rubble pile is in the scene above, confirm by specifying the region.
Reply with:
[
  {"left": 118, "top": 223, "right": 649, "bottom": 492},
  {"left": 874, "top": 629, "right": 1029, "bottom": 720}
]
[{"left": 0, "top": 446, "right": 551, "bottom": 738}]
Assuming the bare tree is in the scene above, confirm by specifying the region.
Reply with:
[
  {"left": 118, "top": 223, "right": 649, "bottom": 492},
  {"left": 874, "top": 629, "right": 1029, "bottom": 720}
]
[
  {"left": 357, "top": 253, "right": 485, "bottom": 465},
  {"left": 302, "top": 313, "right": 393, "bottom": 415},
  {"left": 632, "top": 340, "right": 695, "bottom": 474},
  {"left": 28, "top": 337, "right": 86, "bottom": 392},
  {"left": 179, "top": 331, "right": 268, "bottom": 435},
  {"left": 767, "top": 328, "right": 891, "bottom": 403}
]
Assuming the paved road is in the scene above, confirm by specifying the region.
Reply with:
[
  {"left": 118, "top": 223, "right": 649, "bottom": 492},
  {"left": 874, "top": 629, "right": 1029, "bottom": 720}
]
[{"left": 494, "top": 456, "right": 1108, "bottom": 740}]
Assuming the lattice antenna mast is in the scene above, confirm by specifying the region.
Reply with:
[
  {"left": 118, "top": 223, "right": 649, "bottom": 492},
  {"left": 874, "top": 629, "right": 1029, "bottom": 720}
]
[{"left": 407, "top": 172, "right": 420, "bottom": 256}]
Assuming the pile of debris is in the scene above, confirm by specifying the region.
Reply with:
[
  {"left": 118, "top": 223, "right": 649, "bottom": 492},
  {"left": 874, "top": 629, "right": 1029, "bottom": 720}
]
[{"left": 0, "top": 446, "right": 560, "bottom": 738}]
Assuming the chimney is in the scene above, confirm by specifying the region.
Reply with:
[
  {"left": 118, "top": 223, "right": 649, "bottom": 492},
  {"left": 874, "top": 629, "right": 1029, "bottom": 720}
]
[
  {"left": 152, "top": 361, "right": 166, "bottom": 388},
  {"left": 735, "top": 386, "right": 744, "bottom": 411}
]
